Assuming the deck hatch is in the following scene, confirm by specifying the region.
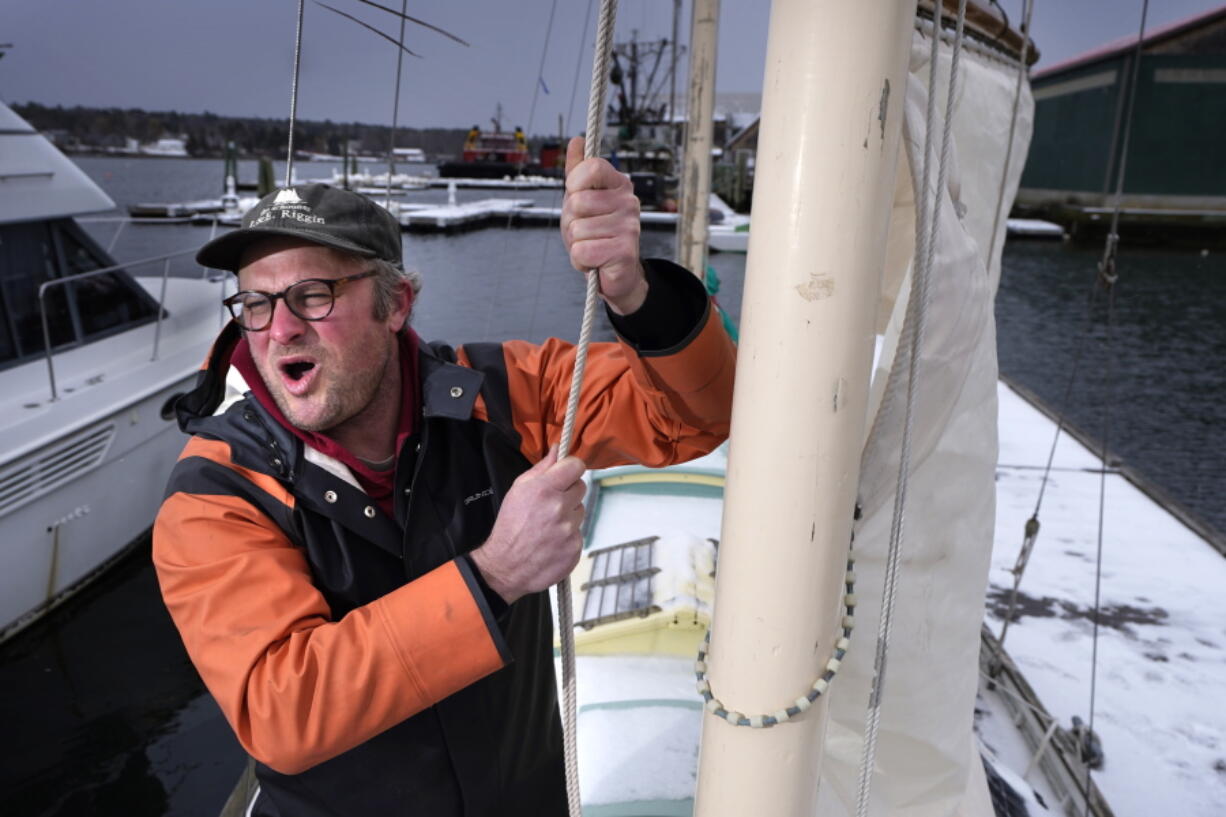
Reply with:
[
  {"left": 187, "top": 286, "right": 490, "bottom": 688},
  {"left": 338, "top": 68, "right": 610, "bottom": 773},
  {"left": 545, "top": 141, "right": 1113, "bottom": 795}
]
[
  {"left": 0, "top": 423, "right": 117, "bottom": 517},
  {"left": 578, "top": 535, "right": 661, "bottom": 629}
]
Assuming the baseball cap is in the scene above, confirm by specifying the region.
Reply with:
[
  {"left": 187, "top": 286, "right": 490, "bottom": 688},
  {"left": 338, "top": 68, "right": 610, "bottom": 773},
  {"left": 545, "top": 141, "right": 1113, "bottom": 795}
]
[{"left": 196, "top": 183, "right": 403, "bottom": 272}]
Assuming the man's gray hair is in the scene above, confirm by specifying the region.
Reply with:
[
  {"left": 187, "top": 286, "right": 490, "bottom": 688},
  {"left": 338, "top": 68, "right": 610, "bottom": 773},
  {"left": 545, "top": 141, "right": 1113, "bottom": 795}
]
[{"left": 370, "top": 258, "right": 422, "bottom": 322}]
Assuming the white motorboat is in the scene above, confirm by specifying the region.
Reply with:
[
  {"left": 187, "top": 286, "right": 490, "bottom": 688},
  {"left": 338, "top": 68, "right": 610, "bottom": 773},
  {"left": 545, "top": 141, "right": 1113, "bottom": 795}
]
[{"left": 0, "top": 101, "right": 225, "bottom": 639}]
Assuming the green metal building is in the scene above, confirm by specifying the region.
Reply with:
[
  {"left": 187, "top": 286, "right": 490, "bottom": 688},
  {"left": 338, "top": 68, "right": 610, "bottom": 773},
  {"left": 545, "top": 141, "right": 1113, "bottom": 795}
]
[{"left": 1017, "top": 5, "right": 1226, "bottom": 234}]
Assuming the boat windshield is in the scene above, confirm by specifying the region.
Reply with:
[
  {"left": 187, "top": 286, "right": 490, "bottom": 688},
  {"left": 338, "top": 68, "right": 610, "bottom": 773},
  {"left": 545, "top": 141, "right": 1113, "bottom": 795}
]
[{"left": 0, "top": 218, "right": 159, "bottom": 371}]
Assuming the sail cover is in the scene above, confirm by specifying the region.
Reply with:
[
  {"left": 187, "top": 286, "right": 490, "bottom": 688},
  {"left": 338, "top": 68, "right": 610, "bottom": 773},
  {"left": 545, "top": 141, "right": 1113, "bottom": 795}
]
[{"left": 817, "top": 23, "right": 1034, "bottom": 817}]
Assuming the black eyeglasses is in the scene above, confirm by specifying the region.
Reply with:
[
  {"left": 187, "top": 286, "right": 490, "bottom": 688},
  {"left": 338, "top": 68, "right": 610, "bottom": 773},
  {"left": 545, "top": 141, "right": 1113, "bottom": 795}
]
[{"left": 223, "top": 269, "right": 378, "bottom": 331}]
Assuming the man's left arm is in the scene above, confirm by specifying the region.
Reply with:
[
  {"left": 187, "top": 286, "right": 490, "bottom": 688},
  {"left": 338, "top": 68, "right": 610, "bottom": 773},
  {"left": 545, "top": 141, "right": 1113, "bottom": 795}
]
[
  {"left": 487, "top": 137, "right": 736, "bottom": 469},
  {"left": 491, "top": 265, "right": 734, "bottom": 470}
]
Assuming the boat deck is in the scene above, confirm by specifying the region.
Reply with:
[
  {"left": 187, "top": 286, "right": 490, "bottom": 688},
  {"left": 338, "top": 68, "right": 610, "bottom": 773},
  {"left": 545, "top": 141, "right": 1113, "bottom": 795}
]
[{"left": 988, "top": 381, "right": 1226, "bottom": 815}]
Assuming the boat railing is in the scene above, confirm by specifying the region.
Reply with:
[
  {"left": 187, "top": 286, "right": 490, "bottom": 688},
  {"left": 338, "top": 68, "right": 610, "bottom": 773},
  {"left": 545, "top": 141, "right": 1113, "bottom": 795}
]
[{"left": 37, "top": 247, "right": 202, "bottom": 402}]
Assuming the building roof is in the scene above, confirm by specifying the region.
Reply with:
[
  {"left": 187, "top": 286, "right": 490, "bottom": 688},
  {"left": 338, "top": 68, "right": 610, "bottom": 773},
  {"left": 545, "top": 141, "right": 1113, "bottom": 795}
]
[{"left": 1034, "top": 3, "right": 1226, "bottom": 80}]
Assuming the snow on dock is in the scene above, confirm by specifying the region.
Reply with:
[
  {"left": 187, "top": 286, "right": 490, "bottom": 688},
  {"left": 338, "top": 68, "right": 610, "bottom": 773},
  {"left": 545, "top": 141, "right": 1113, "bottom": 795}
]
[
  {"left": 1006, "top": 217, "right": 1065, "bottom": 238},
  {"left": 988, "top": 381, "right": 1226, "bottom": 816},
  {"left": 390, "top": 198, "right": 535, "bottom": 232},
  {"left": 424, "top": 176, "right": 562, "bottom": 190}
]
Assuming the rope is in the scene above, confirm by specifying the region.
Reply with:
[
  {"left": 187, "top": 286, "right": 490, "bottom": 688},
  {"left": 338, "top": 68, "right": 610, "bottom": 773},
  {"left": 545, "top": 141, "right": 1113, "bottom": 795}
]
[
  {"left": 284, "top": 0, "right": 307, "bottom": 188},
  {"left": 556, "top": 3, "right": 618, "bottom": 815},
  {"left": 855, "top": 4, "right": 967, "bottom": 815},
  {"left": 384, "top": 0, "right": 409, "bottom": 209},
  {"left": 696, "top": 550, "right": 857, "bottom": 727}
]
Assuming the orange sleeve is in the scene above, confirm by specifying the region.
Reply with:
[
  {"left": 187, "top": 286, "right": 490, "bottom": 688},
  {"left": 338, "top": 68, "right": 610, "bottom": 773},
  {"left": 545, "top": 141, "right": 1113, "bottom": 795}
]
[
  {"left": 476, "top": 302, "right": 735, "bottom": 469},
  {"left": 153, "top": 466, "right": 506, "bottom": 774}
]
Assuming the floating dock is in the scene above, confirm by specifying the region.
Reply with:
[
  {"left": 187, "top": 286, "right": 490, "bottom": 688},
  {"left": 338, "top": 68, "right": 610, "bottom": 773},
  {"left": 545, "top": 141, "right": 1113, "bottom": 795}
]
[
  {"left": 1005, "top": 217, "right": 1065, "bottom": 238},
  {"left": 424, "top": 176, "right": 562, "bottom": 190},
  {"left": 391, "top": 198, "right": 535, "bottom": 232}
]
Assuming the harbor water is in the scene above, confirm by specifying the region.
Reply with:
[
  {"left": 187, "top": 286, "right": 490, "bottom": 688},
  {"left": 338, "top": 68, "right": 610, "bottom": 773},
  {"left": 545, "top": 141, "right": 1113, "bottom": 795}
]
[{"left": 2, "top": 156, "right": 1222, "bottom": 816}]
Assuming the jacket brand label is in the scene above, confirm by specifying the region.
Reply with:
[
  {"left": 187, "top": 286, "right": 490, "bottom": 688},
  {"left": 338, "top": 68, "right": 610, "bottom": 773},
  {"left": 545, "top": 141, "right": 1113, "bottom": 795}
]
[{"left": 463, "top": 487, "right": 494, "bottom": 506}]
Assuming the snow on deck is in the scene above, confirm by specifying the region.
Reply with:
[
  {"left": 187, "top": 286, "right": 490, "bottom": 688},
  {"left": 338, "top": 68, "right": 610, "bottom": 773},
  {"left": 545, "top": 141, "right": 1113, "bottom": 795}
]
[{"left": 989, "top": 382, "right": 1226, "bottom": 816}]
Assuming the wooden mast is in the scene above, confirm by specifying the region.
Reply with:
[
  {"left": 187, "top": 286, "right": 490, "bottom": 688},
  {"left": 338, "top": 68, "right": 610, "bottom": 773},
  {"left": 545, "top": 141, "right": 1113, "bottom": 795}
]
[
  {"left": 692, "top": 2, "right": 914, "bottom": 815},
  {"left": 675, "top": 0, "right": 720, "bottom": 276}
]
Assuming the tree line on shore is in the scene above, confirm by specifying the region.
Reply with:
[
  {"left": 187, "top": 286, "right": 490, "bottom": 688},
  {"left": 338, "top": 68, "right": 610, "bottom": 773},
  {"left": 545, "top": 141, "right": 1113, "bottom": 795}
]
[{"left": 13, "top": 101, "right": 481, "bottom": 160}]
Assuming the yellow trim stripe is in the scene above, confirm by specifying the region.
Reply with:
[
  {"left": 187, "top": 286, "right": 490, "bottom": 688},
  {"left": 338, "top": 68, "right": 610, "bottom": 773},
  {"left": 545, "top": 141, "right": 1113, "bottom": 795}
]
[{"left": 598, "top": 472, "right": 725, "bottom": 488}]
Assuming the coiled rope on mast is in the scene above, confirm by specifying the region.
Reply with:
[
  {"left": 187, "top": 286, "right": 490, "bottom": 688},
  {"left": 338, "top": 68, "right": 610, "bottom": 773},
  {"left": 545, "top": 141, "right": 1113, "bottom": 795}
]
[{"left": 556, "top": 1, "right": 619, "bottom": 814}]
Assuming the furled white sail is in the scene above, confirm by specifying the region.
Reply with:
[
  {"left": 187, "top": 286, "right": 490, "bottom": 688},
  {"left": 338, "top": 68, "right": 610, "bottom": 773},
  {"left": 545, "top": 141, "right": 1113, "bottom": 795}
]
[{"left": 816, "top": 23, "right": 1034, "bottom": 817}]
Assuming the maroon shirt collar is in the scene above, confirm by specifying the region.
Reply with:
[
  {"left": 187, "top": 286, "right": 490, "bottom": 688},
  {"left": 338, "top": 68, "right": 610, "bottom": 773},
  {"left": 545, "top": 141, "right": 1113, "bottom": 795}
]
[{"left": 231, "top": 329, "right": 420, "bottom": 514}]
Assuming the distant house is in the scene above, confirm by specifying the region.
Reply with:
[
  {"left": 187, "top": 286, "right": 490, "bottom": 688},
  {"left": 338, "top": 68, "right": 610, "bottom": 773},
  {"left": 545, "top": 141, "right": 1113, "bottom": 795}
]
[
  {"left": 1017, "top": 5, "right": 1226, "bottom": 218},
  {"left": 392, "top": 147, "right": 426, "bottom": 163},
  {"left": 141, "top": 137, "right": 189, "bottom": 157}
]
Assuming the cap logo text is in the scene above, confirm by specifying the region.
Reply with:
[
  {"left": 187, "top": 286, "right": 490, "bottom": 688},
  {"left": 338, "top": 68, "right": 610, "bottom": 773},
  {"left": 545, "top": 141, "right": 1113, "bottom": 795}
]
[{"left": 250, "top": 187, "right": 326, "bottom": 227}]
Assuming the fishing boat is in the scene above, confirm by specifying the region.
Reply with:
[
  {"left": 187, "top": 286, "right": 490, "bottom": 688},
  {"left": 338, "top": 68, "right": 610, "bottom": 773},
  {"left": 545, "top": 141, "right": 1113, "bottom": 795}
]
[
  {"left": 604, "top": 29, "right": 683, "bottom": 211},
  {"left": 0, "top": 100, "right": 225, "bottom": 640},
  {"left": 437, "top": 105, "right": 533, "bottom": 179}
]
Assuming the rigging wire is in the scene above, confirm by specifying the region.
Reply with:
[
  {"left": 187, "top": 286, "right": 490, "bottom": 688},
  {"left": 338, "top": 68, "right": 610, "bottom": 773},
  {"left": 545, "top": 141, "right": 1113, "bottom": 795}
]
[
  {"left": 384, "top": 0, "right": 410, "bottom": 209},
  {"left": 986, "top": 0, "right": 1034, "bottom": 267},
  {"left": 284, "top": 0, "right": 307, "bottom": 187},
  {"left": 567, "top": 0, "right": 599, "bottom": 136},
  {"left": 985, "top": 0, "right": 1051, "bottom": 649},
  {"left": 854, "top": 3, "right": 968, "bottom": 815},
  {"left": 556, "top": 5, "right": 619, "bottom": 815},
  {"left": 1082, "top": 7, "right": 1149, "bottom": 814},
  {"left": 525, "top": 0, "right": 598, "bottom": 343},
  {"left": 996, "top": 0, "right": 1143, "bottom": 647},
  {"left": 526, "top": 0, "right": 561, "bottom": 141},
  {"left": 997, "top": 274, "right": 1101, "bottom": 646},
  {"left": 1083, "top": 282, "right": 1116, "bottom": 817},
  {"left": 491, "top": 0, "right": 590, "bottom": 343}
]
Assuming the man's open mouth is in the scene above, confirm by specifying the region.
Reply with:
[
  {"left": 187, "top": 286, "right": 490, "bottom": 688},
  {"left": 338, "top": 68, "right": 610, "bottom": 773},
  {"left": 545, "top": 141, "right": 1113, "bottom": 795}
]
[
  {"left": 282, "top": 361, "right": 315, "bottom": 381},
  {"left": 277, "top": 358, "right": 319, "bottom": 396}
]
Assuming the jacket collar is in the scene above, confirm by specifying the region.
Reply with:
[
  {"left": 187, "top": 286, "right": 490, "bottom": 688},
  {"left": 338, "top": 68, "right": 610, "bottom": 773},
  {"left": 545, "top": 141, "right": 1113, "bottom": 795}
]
[
  {"left": 174, "top": 324, "right": 486, "bottom": 477},
  {"left": 418, "top": 342, "right": 484, "bottom": 421}
]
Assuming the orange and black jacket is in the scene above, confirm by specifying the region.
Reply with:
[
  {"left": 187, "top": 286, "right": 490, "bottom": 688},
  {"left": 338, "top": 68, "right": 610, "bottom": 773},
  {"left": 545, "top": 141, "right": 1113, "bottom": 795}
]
[{"left": 153, "top": 259, "right": 735, "bottom": 817}]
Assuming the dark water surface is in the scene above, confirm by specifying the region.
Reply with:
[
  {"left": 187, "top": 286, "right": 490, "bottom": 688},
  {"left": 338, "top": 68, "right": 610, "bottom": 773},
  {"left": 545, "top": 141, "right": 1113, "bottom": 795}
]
[
  {"left": 1, "top": 156, "right": 1220, "bottom": 816},
  {"left": 996, "top": 240, "right": 1226, "bottom": 535}
]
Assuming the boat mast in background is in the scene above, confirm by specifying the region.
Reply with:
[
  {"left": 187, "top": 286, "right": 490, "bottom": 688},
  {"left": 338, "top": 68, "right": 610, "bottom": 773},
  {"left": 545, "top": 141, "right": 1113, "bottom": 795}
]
[
  {"left": 675, "top": 0, "right": 719, "bottom": 276},
  {"left": 692, "top": 2, "right": 914, "bottom": 815}
]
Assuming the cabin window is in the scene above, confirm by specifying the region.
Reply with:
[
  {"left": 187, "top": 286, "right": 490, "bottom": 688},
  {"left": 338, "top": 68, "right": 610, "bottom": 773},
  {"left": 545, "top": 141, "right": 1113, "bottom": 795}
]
[
  {"left": 0, "top": 222, "right": 76, "bottom": 363},
  {"left": 54, "top": 220, "right": 158, "bottom": 339},
  {"left": 578, "top": 536, "right": 661, "bottom": 629},
  {"left": 0, "top": 220, "right": 158, "bottom": 371}
]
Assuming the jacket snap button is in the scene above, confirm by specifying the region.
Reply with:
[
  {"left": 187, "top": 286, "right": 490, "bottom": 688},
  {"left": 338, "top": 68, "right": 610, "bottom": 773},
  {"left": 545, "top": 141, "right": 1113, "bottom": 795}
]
[
  {"left": 364, "top": 505, "right": 377, "bottom": 518},
  {"left": 449, "top": 386, "right": 463, "bottom": 398},
  {"left": 324, "top": 490, "right": 338, "bottom": 503}
]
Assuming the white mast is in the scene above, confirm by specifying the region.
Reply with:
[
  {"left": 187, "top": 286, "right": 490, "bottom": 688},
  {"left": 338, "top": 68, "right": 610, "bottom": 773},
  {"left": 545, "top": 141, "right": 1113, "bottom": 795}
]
[
  {"left": 674, "top": 0, "right": 720, "bottom": 276},
  {"left": 692, "top": 2, "right": 914, "bottom": 815}
]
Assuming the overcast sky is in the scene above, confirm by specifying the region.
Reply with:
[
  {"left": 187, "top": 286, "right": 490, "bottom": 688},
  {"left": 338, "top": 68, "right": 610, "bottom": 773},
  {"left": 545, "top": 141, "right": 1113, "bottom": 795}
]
[{"left": 2, "top": 0, "right": 1221, "bottom": 133}]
